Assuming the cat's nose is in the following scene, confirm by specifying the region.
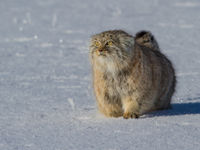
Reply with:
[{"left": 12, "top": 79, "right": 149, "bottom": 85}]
[
  {"left": 98, "top": 49, "right": 105, "bottom": 54},
  {"left": 97, "top": 49, "right": 104, "bottom": 56}
]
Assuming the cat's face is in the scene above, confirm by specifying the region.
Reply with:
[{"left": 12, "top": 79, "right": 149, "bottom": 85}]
[
  {"left": 90, "top": 30, "right": 134, "bottom": 62},
  {"left": 89, "top": 30, "right": 134, "bottom": 72}
]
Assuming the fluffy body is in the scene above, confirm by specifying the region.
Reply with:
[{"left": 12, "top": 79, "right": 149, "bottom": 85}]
[{"left": 89, "top": 30, "right": 176, "bottom": 119}]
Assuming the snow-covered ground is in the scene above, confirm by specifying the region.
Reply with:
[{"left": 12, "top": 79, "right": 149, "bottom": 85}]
[{"left": 0, "top": 0, "right": 200, "bottom": 149}]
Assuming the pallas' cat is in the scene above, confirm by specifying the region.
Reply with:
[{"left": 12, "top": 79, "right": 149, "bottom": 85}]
[{"left": 89, "top": 30, "right": 176, "bottom": 119}]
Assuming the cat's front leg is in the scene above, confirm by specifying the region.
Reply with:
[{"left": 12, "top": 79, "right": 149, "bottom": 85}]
[{"left": 122, "top": 97, "right": 140, "bottom": 119}]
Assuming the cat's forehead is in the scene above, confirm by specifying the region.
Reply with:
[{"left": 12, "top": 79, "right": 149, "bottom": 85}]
[
  {"left": 92, "top": 30, "right": 132, "bottom": 41},
  {"left": 92, "top": 32, "right": 115, "bottom": 41},
  {"left": 92, "top": 33, "right": 118, "bottom": 42}
]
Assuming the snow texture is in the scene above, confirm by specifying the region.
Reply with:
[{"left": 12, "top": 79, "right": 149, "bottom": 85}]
[{"left": 0, "top": 0, "right": 200, "bottom": 150}]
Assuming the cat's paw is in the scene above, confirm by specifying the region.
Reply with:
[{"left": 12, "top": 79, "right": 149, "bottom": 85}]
[{"left": 123, "top": 112, "right": 139, "bottom": 119}]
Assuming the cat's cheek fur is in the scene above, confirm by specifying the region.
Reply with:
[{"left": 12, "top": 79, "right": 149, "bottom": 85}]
[{"left": 95, "top": 55, "right": 117, "bottom": 74}]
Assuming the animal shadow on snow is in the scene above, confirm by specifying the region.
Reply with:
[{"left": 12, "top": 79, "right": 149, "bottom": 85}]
[{"left": 147, "top": 97, "right": 200, "bottom": 117}]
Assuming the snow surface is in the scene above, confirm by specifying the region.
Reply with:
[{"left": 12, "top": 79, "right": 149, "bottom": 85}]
[{"left": 0, "top": 0, "right": 200, "bottom": 150}]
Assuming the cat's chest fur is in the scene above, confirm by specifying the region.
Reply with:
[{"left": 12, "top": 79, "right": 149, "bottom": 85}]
[{"left": 103, "top": 69, "right": 131, "bottom": 96}]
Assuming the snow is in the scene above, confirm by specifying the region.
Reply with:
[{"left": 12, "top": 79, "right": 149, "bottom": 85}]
[{"left": 0, "top": 0, "right": 200, "bottom": 150}]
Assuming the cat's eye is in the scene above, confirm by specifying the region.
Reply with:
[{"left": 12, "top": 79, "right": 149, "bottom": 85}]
[
  {"left": 95, "top": 41, "right": 101, "bottom": 47},
  {"left": 107, "top": 41, "right": 113, "bottom": 46}
]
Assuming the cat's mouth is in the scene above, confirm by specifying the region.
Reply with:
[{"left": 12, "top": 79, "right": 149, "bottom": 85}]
[{"left": 96, "top": 49, "right": 108, "bottom": 56}]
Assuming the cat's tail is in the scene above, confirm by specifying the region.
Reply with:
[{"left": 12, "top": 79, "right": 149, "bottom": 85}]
[{"left": 134, "top": 30, "right": 160, "bottom": 51}]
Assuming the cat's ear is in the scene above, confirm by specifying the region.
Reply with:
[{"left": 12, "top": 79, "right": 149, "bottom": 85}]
[{"left": 90, "top": 33, "right": 99, "bottom": 41}]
